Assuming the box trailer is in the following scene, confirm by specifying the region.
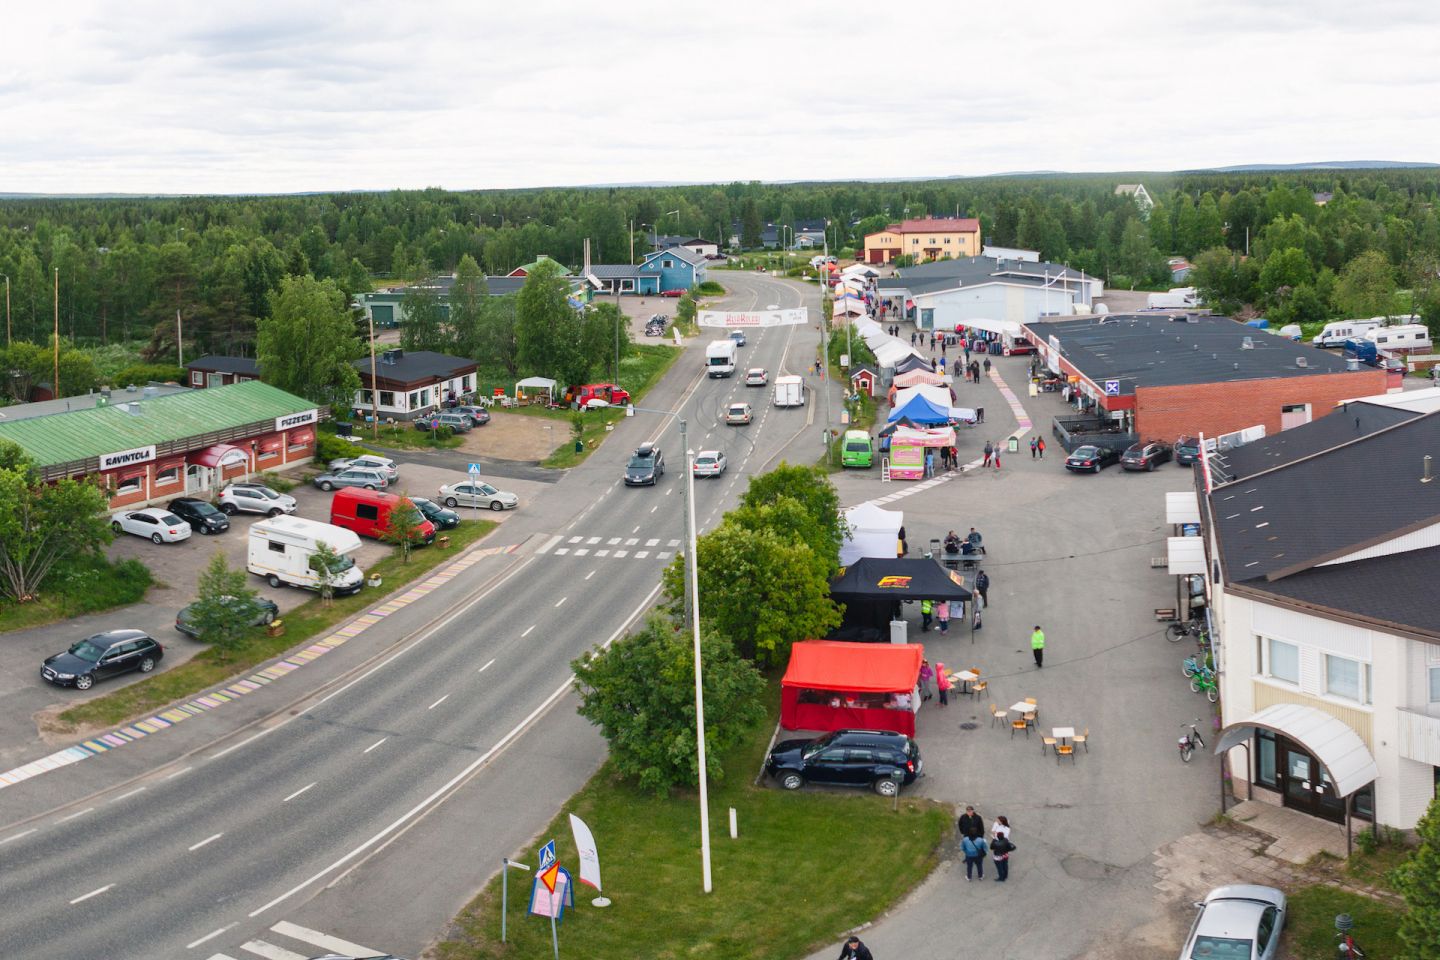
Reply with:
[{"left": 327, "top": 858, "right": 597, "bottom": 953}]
[{"left": 773, "top": 375, "right": 806, "bottom": 407}]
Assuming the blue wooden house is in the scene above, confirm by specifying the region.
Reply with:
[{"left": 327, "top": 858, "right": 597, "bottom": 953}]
[{"left": 637, "top": 246, "right": 707, "bottom": 292}]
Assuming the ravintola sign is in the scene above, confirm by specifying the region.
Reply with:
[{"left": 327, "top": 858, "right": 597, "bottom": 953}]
[{"left": 99, "top": 445, "right": 156, "bottom": 471}]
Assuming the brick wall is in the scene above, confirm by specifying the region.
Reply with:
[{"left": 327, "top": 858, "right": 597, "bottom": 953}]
[{"left": 1134, "top": 369, "right": 1388, "bottom": 440}]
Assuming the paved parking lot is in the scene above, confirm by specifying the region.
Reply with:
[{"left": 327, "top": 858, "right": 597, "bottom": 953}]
[{"left": 806, "top": 354, "right": 1223, "bottom": 960}]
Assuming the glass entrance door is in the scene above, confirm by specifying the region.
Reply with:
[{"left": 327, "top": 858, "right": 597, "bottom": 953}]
[{"left": 1277, "top": 737, "right": 1346, "bottom": 823}]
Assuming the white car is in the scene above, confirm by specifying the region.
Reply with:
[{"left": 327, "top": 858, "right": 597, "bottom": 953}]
[
  {"left": 726, "top": 402, "right": 753, "bottom": 425},
  {"left": 1179, "top": 885, "right": 1286, "bottom": 960},
  {"left": 218, "top": 482, "right": 298, "bottom": 517},
  {"left": 692, "top": 451, "right": 727, "bottom": 477},
  {"left": 437, "top": 481, "right": 519, "bottom": 511},
  {"left": 744, "top": 368, "right": 768, "bottom": 387},
  {"left": 328, "top": 454, "right": 398, "bottom": 482},
  {"left": 112, "top": 508, "right": 192, "bottom": 544}
]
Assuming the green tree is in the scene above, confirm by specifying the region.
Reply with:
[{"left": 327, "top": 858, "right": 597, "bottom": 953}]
[
  {"left": 446, "top": 254, "right": 488, "bottom": 357},
  {"left": 739, "top": 463, "right": 844, "bottom": 571},
  {"left": 399, "top": 283, "right": 446, "bottom": 352},
  {"left": 1258, "top": 248, "right": 1315, "bottom": 309},
  {"left": 257, "top": 276, "right": 362, "bottom": 412},
  {"left": 583, "top": 301, "right": 629, "bottom": 383},
  {"left": 1333, "top": 250, "right": 1399, "bottom": 319},
  {"left": 1395, "top": 792, "right": 1440, "bottom": 959},
  {"left": 309, "top": 539, "right": 344, "bottom": 606},
  {"left": 379, "top": 495, "right": 425, "bottom": 563},
  {"left": 1191, "top": 247, "right": 1257, "bottom": 314},
  {"left": 186, "top": 551, "right": 261, "bottom": 658},
  {"left": 571, "top": 615, "right": 765, "bottom": 796},
  {"left": 1272, "top": 283, "right": 1328, "bottom": 326},
  {"left": 1116, "top": 219, "right": 1154, "bottom": 281},
  {"left": 0, "top": 466, "right": 112, "bottom": 601},
  {"left": 515, "top": 260, "right": 589, "bottom": 386},
  {"left": 741, "top": 198, "right": 763, "bottom": 249}
]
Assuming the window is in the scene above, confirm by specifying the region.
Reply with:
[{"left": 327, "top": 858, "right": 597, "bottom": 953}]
[
  {"left": 360, "top": 389, "right": 374, "bottom": 405},
  {"left": 461, "top": 375, "right": 472, "bottom": 392},
  {"left": 1263, "top": 636, "right": 1300, "bottom": 685},
  {"left": 268, "top": 540, "right": 285, "bottom": 554},
  {"left": 115, "top": 475, "right": 142, "bottom": 495},
  {"left": 1430, "top": 666, "right": 1440, "bottom": 703},
  {"left": 379, "top": 391, "right": 395, "bottom": 407},
  {"left": 1255, "top": 730, "right": 1277, "bottom": 787},
  {"left": 662, "top": 259, "right": 674, "bottom": 269},
  {"left": 1326, "top": 654, "right": 1370, "bottom": 704},
  {"left": 257, "top": 448, "right": 278, "bottom": 462},
  {"left": 155, "top": 465, "right": 180, "bottom": 485},
  {"left": 409, "top": 391, "right": 421, "bottom": 408},
  {"left": 191, "top": 370, "right": 203, "bottom": 386},
  {"left": 356, "top": 503, "right": 379, "bottom": 521},
  {"left": 944, "top": 237, "right": 951, "bottom": 244}
]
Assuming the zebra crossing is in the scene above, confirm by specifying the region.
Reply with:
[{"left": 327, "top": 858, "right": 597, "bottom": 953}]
[
  {"left": 535, "top": 533, "right": 682, "bottom": 561},
  {"left": 206, "top": 920, "right": 398, "bottom": 960}
]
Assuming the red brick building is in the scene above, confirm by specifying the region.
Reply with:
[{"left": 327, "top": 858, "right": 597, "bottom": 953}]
[{"left": 1025, "top": 315, "right": 1388, "bottom": 442}]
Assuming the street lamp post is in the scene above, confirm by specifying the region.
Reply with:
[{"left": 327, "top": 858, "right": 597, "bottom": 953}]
[{"left": 1, "top": 273, "right": 9, "bottom": 346}]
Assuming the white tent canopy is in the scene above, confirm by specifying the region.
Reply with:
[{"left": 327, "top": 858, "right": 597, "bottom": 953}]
[
  {"left": 892, "top": 384, "right": 954, "bottom": 409},
  {"left": 854, "top": 318, "right": 883, "bottom": 338},
  {"left": 1217, "top": 703, "right": 1378, "bottom": 798},
  {"left": 514, "top": 376, "right": 557, "bottom": 398},
  {"left": 953, "top": 316, "right": 1025, "bottom": 338},
  {"left": 840, "top": 501, "right": 903, "bottom": 566},
  {"left": 872, "top": 339, "right": 917, "bottom": 367}
]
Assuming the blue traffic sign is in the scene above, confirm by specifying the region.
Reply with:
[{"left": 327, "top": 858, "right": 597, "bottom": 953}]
[
  {"left": 468, "top": 462, "right": 482, "bottom": 474},
  {"left": 538, "top": 839, "right": 556, "bottom": 871},
  {"left": 1104, "top": 379, "right": 1121, "bottom": 396}
]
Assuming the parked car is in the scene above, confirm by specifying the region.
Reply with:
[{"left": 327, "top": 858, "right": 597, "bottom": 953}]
[
  {"left": 725, "top": 402, "right": 753, "bottom": 425},
  {"left": 1174, "top": 436, "right": 1204, "bottom": 466},
  {"left": 414, "top": 412, "right": 473, "bottom": 433},
  {"left": 410, "top": 496, "right": 461, "bottom": 529},
  {"left": 728, "top": 330, "right": 747, "bottom": 347},
  {"left": 766, "top": 729, "right": 922, "bottom": 797},
  {"left": 692, "top": 450, "right": 728, "bottom": 477},
  {"left": 452, "top": 406, "right": 491, "bottom": 427},
  {"left": 624, "top": 442, "right": 665, "bottom": 486},
  {"left": 1064, "top": 445, "right": 1121, "bottom": 473},
  {"left": 744, "top": 368, "right": 768, "bottom": 387},
  {"left": 330, "top": 488, "right": 435, "bottom": 542},
  {"left": 661, "top": 288, "right": 686, "bottom": 297},
  {"left": 174, "top": 596, "right": 280, "bottom": 639},
  {"left": 112, "top": 507, "right": 192, "bottom": 544},
  {"left": 219, "top": 482, "right": 297, "bottom": 517},
  {"left": 313, "top": 467, "right": 390, "bottom": 492},
  {"left": 1178, "top": 885, "right": 1286, "bottom": 960},
  {"left": 1121, "top": 440, "right": 1174, "bottom": 471},
  {"left": 327, "top": 454, "right": 399, "bottom": 481},
  {"left": 437, "top": 480, "right": 519, "bottom": 511},
  {"left": 166, "top": 497, "right": 231, "bottom": 535},
  {"left": 41, "top": 629, "right": 164, "bottom": 691}
]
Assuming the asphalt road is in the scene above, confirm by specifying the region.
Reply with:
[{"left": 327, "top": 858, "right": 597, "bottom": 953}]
[{"left": 0, "top": 270, "right": 838, "bottom": 960}]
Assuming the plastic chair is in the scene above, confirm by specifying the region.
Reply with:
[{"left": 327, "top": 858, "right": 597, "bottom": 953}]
[
  {"left": 971, "top": 680, "right": 989, "bottom": 700},
  {"left": 1041, "top": 735, "right": 1057, "bottom": 756},
  {"left": 1074, "top": 728, "right": 1090, "bottom": 753},
  {"left": 1056, "top": 743, "right": 1076, "bottom": 763},
  {"left": 989, "top": 704, "right": 1008, "bottom": 728},
  {"left": 1010, "top": 718, "right": 1030, "bottom": 738}
]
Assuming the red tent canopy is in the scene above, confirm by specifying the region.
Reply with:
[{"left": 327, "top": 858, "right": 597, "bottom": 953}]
[{"left": 781, "top": 641, "right": 925, "bottom": 735}]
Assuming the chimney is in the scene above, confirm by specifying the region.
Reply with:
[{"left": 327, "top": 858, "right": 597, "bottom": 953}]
[{"left": 1424, "top": 455, "right": 1434, "bottom": 484}]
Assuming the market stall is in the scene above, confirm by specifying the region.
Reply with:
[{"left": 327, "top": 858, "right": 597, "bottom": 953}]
[
  {"left": 781, "top": 641, "right": 926, "bottom": 735},
  {"left": 828, "top": 556, "right": 973, "bottom": 636},
  {"left": 840, "top": 501, "right": 904, "bottom": 566},
  {"left": 887, "top": 425, "right": 956, "bottom": 479}
]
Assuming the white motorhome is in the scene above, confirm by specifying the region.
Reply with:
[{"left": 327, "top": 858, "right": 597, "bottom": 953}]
[
  {"left": 1312, "top": 318, "right": 1382, "bottom": 347},
  {"left": 1366, "top": 323, "right": 1433, "bottom": 354},
  {"left": 1146, "top": 287, "right": 1198, "bottom": 309},
  {"left": 705, "top": 339, "right": 737, "bottom": 378},
  {"left": 248, "top": 516, "right": 365, "bottom": 594},
  {"left": 773, "top": 375, "right": 806, "bottom": 408}
]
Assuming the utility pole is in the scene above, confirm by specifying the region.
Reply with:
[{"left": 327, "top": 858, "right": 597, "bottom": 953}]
[
  {"left": 52, "top": 268, "right": 59, "bottom": 396},
  {"left": 368, "top": 313, "right": 380, "bottom": 439},
  {"left": 680, "top": 418, "right": 712, "bottom": 894},
  {"left": 2, "top": 273, "right": 10, "bottom": 347},
  {"left": 822, "top": 285, "right": 833, "bottom": 465}
]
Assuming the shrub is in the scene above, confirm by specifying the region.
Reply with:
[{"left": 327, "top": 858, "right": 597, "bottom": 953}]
[
  {"left": 314, "top": 432, "right": 358, "bottom": 465},
  {"left": 109, "top": 363, "right": 187, "bottom": 387}
]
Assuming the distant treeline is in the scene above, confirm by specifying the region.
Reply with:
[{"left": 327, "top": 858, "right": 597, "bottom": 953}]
[{"left": 1, "top": 169, "right": 1438, "bottom": 355}]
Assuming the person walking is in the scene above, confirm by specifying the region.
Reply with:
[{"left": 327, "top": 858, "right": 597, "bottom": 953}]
[
  {"left": 837, "top": 935, "right": 874, "bottom": 960},
  {"left": 1030, "top": 437, "right": 1038, "bottom": 459},
  {"left": 941, "top": 339, "right": 947, "bottom": 358},
  {"left": 920, "top": 598, "right": 934, "bottom": 632},
  {"left": 983, "top": 357, "right": 992, "bottom": 375},
  {"left": 937, "top": 599, "right": 950, "bottom": 633},
  {"left": 938, "top": 357, "right": 946, "bottom": 376},
  {"left": 1036, "top": 437, "right": 1046, "bottom": 459},
  {"left": 993, "top": 444, "right": 1001, "bottom": 470},
  {"left": 974, "top": 569, "right": 990, "bottom": 607},
  {"left": 924, "top": 449, "right": 935, "bottom": 477},
  {"left": 958, "top": 805, "right": 985, "bottom": 838},
  {"left": 990, "top": 830, "right": 1015, "bottom": 882},
  {"left": 919, "top": 659, "right": 935, "bottom": 702},
  {"left": 910, "top": 331, "right": 917, "bottom": 346},
  {"left": 961, "top": 830, "right": 988, "bottom": 881},
  {"left": 935, "top": 661, "right": 951, "bottom": 706},
  {"left": 972, "top": 361, "right": 982, "bottom": 384},
  {"left": 1031, "top": 624, "right": 1046, "bottom": 668},
  {"left": 949, "top": 445, "right": 958, "bottom": 470},
  {"left": 982, "top": 440, "right": 993, "bottom": 467},
  {"left": 964, "top": 343, "right": 971, "bottom": 364}
]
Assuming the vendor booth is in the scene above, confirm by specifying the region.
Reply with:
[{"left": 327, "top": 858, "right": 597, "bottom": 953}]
[
  {"left": 781, "top": 641, "right": 926, "bottom": 735},
  {"left": 829, "top": 557, "right": 973, "bottom": 637},
  {"left": 513, "top": 376, "right": 557, "bottom": 404},
  {"left": 888, "top": 425, "right": 956, "bottom": 479},
  {"left": 840, "top": 501, "right": 904, "bottom": 566},
  {"left": 893, "top": 368, "right": 947, "bottom": 388},
  {"left": 894, "top": 354, "right": 935, "bottom": 374},
  {"left": 886, "top": 394, "right": 951, "bottom": 426}
]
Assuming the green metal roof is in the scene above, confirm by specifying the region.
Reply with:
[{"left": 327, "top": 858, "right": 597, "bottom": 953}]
[{"left": 0, "top": 380, "right": 318, "bottom": 469}]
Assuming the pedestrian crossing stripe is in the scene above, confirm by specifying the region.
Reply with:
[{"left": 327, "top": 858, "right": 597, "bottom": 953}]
[{"left": 210, "top": 919, "right": 390, "bottom": 960}]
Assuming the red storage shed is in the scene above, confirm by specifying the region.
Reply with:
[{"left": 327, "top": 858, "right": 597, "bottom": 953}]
[{"left": 780, "top": 641, "right": 925, "bottom": 736}]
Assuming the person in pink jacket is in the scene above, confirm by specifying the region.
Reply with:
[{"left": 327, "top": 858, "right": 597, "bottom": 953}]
[
  {"left": 918, "top": 659, "right": 935, "bottom": 702},
  {"left": 936, "top": 661, "right": 952, "bottom": 707}
]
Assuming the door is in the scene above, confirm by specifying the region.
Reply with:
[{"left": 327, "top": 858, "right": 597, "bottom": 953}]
[
  {"left": 1277, "top": 737, "right": 1346, "bottom": 822},
  {"left": 806, "top": 747, "right": 847, "bottom": 785}
]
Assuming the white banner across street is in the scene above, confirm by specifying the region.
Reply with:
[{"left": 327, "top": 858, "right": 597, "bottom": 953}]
[{"left": 697, "top": 308, "right": 808, "bottom": 328}]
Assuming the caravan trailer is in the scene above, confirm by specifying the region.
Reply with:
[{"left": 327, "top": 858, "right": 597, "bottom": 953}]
[{"left": 1366, "top": 324, "right": 1433, "bottom": 355}]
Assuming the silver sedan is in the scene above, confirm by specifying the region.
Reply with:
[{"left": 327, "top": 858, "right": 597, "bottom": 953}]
[
  {"left": 313, "top": 468, "right": 390, "bottom": 491},
  {"left": 438, "top": 481, "right": 519, "bottom": 511}
]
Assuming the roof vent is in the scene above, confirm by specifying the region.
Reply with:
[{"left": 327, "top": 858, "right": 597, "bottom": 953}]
[
  {"left": 1233, "top": 362, "right": 1240, "bottom": 370},
  {"left": 124, "top": 402, "right": 142, "bottom": 416},
  {"left": 1241, "top": 336, "right": 1254, "bottom": 349},
  {"left": 1296, "top": 356, "right": 1308, "bottom": 368},
  {"left": 1425, "top": 455, "right": 1434, "bottom": 484}
]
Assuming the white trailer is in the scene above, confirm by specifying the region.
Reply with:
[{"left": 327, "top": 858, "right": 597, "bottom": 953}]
[
  {"left": 773, "top": 375, "right": 806, "bottom": 407},
  {"left": 248, "top": 516, "right": 365, "bottom": 594},
  {"left": 705, "top": 339, "right": 737, "bottom": 378},
  {"left": 1146, "top": 287, "right": 1199, "bottom": 309}
]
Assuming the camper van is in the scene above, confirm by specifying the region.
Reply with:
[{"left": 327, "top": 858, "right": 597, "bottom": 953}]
[
  {"left": 773, "top": 375, "right": 806, "bottom": 408},
  {"left": 841, "top": 430, "right": 873, "bottom": 468},
  {"left": 1366, "top": 323, "right": 1433, "bottom": 355},
  {"left": 1312, "top": 318, "right": 1382, "bottom": 347},
  {"left": 1146, "top": 288, "right": 1198, "bottom": 309},
  {"left": 247, "top": 516, "right": 366, "bottom": 594},
  {"left": 705, "top": 339, "right": 737, "bottom": 378}
]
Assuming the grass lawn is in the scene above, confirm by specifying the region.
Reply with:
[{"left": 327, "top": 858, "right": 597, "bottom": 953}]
[
  {"left": 0, "top": 555, "right": 153, "bottom": 633},
  {"left": 51, "top": 519, "right": 498, "bottom": 732},
  {"left": 347, "top": 421, "right": 466, "bottom": 453},
  {"left": 1284, "top": 884, "right": 1404, "bottom": 958},
  {"left": 434, "top": 702, "right": 951, "bottom": 960}
]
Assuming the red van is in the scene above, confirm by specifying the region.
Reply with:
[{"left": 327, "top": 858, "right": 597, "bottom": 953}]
[{"left": 329, "top": 488, "right": 436, "bottom": 544}]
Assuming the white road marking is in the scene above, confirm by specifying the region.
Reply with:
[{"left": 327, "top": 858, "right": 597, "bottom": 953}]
[
  {"left": 269, "top": 920, "right": 379, "bottom": 957},
  {"left": 109, "top": 787, "right": 146, "bottom": 803},
  {"left": 668, "top": 539, "right": 681, "bottom": 547},
  {"left": 614, "top": 550, "right": 628, "bottom": 557},
  {"left": 209, "top": 726, "right": 277, "bottom": 761},
  {"left": 657, "top": 551, "right": 672, "bottom": 560},
  {"left": 635, "top": 550, "right": 650, "bottom": 558},
  {"left": 189, "top": 832, "right": 224, "bottom": 851},
  {"left": 238, "top": 940, "right": 306, "bottom": 960},
  {"left": 607, "top": 537, "right": 621, "bottom": 545},
  {"left": 247, "top": 586, "right": 663, "bottom": 919},
  {"left": 650, "top": 505, "right": 658, "bottom": 513},
  {"left": 521, "top": 625, "right": 535, "bottom": 637},
  {"left": 646, "top": 538, "right": 660, "bottom": 547},
  {"left": 166, "top": 766, "right": 193, "bottom": 779},
  {"left": 631, "top": 525, "right": 640, "bottom": 534},
  {"left": 585, "top": 570, "right": 596, "bottom": 580},
  {"left": 666, "top": 488, "right": 674, "bottom": 495},
  {"left": 203, "top": 953, "right": 240, "bottom": 960},
  {"left": 554, "top": 547, "right": 569, "bottom": 555},
  {"left": 534, "top": 535, "right": 562, "bottom": 554},
  {"left": 187, "top": 922, "right": 237, "bottom": 949},
  {"left": 554, "top": 596, "right": 568, "bottom": 608},
  {"left": 479, "top": 658, "right": 496, "bottom": 672},
  {"left": 282, "top": 782, "right": 316, "bottom": 802},
  {"left": 567, "top": 536, "right": 583, "bottom": 543},
  {"left": 586, "top": 536, "right": 601, "bottom": 545},
  {"left": 596, "top": 549, "right": 610, "bottom": 556},
  {"left": 70, "top": 884, "right": 114, "bottom": 904},
  {"left": 625, "top": 537, "right": 639, "bottom": 545},
  {"left": 0, "top": 828, "right": 37, "bottom": 846},
  {"left": 428, "top": 694, "right": 450, "bottom": 710},
  {"left": 56, "top": 807, "right": 95, "bottom": 824},
  {"left": 363, "top": 738, "right": 388, "bottom": 753},
  {"left": 573, "top": 548, "right": 589, "bottom": 556}
]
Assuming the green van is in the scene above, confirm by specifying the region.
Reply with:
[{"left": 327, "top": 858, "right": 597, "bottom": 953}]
[{"left": 841, "top": 430, "right": 873, "bottom": 468}]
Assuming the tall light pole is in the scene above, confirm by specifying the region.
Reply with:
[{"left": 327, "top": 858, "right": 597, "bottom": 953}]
[
  {"left": 52, "top": 268, "right": 60, "bottom": 397},
  {"left": 368, "top": 313, "right": 381, "bottom": 439},
  {"left": 2, "top": 273, "right": 9, "bottom": 347}
]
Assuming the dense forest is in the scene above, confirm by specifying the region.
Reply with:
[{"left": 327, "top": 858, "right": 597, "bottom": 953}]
[{"left": 1, "top": 169, "right": 1438, "bottom": 363}]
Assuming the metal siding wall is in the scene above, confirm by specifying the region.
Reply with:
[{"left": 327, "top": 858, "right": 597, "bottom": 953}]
[
  {"left": 1252, "top": 682, "right": 1374, "bottom": 748},
  {"left": 1319, "top": 521, "right": 1440, "bottom": 565},
  {"left": 1252, "top": 603, "right": 1371, "bottom": 660}
]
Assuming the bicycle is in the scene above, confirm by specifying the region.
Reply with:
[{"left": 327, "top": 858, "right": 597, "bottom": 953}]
[
  {"left": 1190, "top": 669, "right": 1219, "bottom": 702},
  {"left": 1335, "top": 914, "right": 1366, "bottom": 958},
  {"left": 1181, "top": 654, "right": 1212, "bottom": 678},
  {"left": 1167, "top": 617, "right": 1206, "bottom": 643},
  {"left": 1178, "top": 719, "right": 1206, "bottom": 763}
]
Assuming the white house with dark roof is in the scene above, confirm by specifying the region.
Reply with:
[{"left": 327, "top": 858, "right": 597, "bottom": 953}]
[
  {"left": 351, "top": 349, "right": 478, "bottom": 421},
  {"left": 877, "top": 255, "right": 1099, "bottom": 331},
  {"left": 1195, "top": 394, "right": 1440, "bottom": 833}
]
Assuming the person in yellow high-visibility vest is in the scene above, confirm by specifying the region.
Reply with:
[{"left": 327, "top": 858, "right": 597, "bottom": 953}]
[{"left": 1031, "top": 625, "right": 1046, "bottom": 668}]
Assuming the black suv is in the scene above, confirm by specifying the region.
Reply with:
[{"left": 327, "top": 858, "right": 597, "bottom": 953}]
[
  {"left": 167, "top": 496, "right": 231, "bottom": 535},
  {"left": 624, "top": 443, "right": 665, "bottom": 486},
  {"left": 1120, "top": 440, "right": 1173, "bottom": 471},
  {"left": 766, "top": 729, "right": 922, "bottom": 797},
  {"left": 41, "top": 630, "right": 164, "bottom": 690}
]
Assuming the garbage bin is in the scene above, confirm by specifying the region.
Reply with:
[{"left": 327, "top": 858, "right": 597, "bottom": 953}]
[
  {"left": 575, "top": 439, "right": 584, "bottom": 454},
  {"left": 1007, "top": 437, "right": 1020, "bottom": 454},
  {"left": 335, "top": 422, "right": 354, "bottom": 437},
  {"left": 890, "top": 619, "right": 908, "bottom": 644}
]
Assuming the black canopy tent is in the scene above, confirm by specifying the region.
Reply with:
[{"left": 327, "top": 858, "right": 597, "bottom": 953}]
[{"left": 828, "top": 557, "right": 974, "bottom": 642}]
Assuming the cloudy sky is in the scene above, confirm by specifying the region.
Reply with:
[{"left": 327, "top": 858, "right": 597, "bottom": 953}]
[{"left": 2, "top": 0, "right": 1438, "bottom": 194}]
